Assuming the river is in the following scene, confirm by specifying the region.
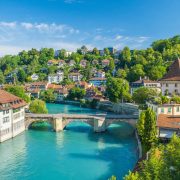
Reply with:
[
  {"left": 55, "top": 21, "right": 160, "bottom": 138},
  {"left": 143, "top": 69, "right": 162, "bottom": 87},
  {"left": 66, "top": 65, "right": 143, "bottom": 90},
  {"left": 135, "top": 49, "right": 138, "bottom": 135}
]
[{"left": 0, "top": 103, "right": 138, "bottom": 180}]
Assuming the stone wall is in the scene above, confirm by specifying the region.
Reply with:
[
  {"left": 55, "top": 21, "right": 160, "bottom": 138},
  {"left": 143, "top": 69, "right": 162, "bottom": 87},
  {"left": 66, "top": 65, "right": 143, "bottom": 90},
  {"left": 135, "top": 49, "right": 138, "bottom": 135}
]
[{"left": 97, "top": 101, "right": 139, "bottom": 115}]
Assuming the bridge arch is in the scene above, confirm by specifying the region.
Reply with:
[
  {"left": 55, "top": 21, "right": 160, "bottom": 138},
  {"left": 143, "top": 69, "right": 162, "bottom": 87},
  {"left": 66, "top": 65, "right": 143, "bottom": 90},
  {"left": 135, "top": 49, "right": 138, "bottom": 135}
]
[
  {"left": 25, "top": 118, "right": 55, "bottom": 130},
  {"left": 105, "top": 119, "right": 136, "bottom": 129},
  {"left": 62, "top": 119, "right": 94, "bottom": 130}
]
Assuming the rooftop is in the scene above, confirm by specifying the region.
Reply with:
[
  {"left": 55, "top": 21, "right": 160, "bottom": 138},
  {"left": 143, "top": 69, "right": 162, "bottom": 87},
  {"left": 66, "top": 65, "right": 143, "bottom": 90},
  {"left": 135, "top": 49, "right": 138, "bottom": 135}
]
[
  {"left": 0, "top": 90, "right": 26, "bottom": 110},
  {"left": 157, "top": 114, "right": 180, "bottom": 129},
  {"left": 161, "top": 58, "right": 180, "bottom": 81}
]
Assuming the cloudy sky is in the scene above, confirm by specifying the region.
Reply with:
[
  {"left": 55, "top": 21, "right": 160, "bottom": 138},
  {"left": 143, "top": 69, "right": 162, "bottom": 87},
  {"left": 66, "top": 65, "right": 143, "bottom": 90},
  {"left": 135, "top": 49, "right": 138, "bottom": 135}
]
[{"left": 0, "top": 0, "right": 180, "bottom": 56}]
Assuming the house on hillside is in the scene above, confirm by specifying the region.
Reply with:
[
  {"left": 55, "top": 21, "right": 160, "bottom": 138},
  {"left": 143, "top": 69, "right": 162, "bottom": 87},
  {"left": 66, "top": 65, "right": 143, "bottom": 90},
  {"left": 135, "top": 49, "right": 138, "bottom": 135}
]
[
  {"left": 102, "top": 59, "right": 110, "bottom": 67},
  {"left": 48, "top": 71, "right": 64, "bottom": 84},
  {"left": 0, "top": 90, "right": 27, "bottom": 142},
  {"left": 31, "top": 74, "right": 39, "bottom": 81},
  {"left": 89, "top": 77, "right": 107, "bottom": 87},
  {"left": 130, "top": 77, "right": 161, "bottom": 95},
  {"left": 47, "top": 59, "right": 58, "bottom": 66},
  {"left": 80, "top": 60, "right": 87, "bottom": 67},
  {"left": 68, "top": 60, "right": 75, "bottom": 67},
  {"left": 157, "top": 114, "right": 180, "bottom": 139},
  {"left": 161, "top": 58, "right": 180, "bottom": 96},
  {"left": 68, "top": 72, "right": 82, "bottom": 82},
  {"left": 96, "top": 70, "right": 105, "bottom": 78}
]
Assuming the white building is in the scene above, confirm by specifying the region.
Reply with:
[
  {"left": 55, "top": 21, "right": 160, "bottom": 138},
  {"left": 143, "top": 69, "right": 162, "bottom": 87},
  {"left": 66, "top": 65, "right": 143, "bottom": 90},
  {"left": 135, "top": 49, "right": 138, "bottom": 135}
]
[
  {"left": 161, "top": 58, "right": 180, "bottom": 96},
  {"left": 147, "top": 101, "right": 180, "bottom": 139},
  {"left": 96, "top": 71, "right": 105, "bottom": 78},
  {"left": 68, "top": 72, "right": 82, "bottom": 82},
  {"left": 48, "top": 71, "right": 64, "bottom": 84},
  {"left": 0, "top": 90, "right": 26, "bottom": 143},
  {"left": 31, "top": 73, "right": 39, "bottom": 81},
  {"left": 130, "top": 77, "right": 161, "bottom": 95}
]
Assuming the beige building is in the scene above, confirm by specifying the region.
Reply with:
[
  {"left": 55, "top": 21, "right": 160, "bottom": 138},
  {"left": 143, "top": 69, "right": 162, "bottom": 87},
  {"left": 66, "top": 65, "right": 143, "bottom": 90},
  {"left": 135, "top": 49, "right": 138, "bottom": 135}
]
[
  {"left": 147, "top": 101, "right": 180, "bottom": 139},
  {"left": 147, "top": 102, "right": 180, "bottom": 116},
  {"left": 161, "top": 58, "right": 180, "bottom": 96},
  {"left": 0, "top": 90, "right": 27, "bottom": 142}
]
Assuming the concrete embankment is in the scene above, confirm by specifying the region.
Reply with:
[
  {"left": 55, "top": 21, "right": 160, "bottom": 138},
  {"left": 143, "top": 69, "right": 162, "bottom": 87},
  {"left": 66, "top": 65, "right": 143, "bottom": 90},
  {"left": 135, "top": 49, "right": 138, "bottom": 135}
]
[{"left": 97, "top": 101, "right": 139, "bottom": 115}]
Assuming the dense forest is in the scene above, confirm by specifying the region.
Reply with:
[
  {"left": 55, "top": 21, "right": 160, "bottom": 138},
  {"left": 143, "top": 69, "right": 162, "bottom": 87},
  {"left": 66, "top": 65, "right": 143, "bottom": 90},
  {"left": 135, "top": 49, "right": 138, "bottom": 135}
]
[{"left": 0, "top": 35, "right": 180, "bottom": 84}]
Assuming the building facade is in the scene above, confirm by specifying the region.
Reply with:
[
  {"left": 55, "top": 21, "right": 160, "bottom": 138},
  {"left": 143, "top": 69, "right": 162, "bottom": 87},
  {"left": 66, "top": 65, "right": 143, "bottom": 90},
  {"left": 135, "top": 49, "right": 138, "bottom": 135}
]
[
  {"left": 48, "top": 71, "right": 64, "bottom": 84},
  {"left": 130, "top": 77, "right": 161, "bottom": 95},
  {"left": 161, "top": 59, "right": 180, "bottom": 96},
  {"left": 0, "top": 90, "right": 26, "bottom": 142},
  {"left": 89, "top": 77, "right": 107, "bottom": 87},
  {"left": 68, "top": 73, "right": 82, "bottom": 82}
]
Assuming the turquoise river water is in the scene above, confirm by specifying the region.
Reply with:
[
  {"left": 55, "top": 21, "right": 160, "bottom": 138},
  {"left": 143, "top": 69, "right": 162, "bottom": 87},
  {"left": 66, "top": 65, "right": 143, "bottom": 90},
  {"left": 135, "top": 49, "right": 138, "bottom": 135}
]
[{"left": 0, "top": 103, "right": 138, "bottom": 180}]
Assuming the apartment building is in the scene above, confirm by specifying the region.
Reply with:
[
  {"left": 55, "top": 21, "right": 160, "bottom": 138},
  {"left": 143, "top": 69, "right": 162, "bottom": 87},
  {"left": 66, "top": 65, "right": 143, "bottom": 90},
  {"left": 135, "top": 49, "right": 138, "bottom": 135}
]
[{"left": 0, "top": 90, "right": 26, "bottom": 142}]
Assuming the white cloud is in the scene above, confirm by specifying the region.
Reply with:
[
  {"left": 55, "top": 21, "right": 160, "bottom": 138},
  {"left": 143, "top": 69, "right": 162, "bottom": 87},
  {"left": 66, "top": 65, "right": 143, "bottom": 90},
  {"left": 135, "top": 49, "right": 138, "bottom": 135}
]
[
  {"left": 115, "top": 35, "right": 123, "bottom": 40},
  {"left": 0, "top": 21, "right": 151, "bottom": 56},
  {"left": 0, "top": 45, "right": 29, "bottom": 56},
  {"left": 21, "top": 22, "right": 34, "bottom": 29},
  {"left": 0, "top": 21, "right": 16, "bottom": 28}
]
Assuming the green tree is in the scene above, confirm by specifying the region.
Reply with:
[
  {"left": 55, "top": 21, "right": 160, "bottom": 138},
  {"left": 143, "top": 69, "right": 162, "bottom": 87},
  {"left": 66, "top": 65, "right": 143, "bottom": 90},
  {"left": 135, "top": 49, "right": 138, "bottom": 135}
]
[
  {"left": 116, "top": 69, "right": 127, "bottom": 79},
  {"left": 29, "top": 99, "right": 48, "bottom": 114},
  {"left": 106, "top": 77, "right": 131, "bottom": 103},
  {"left": 17, "top": 69, "right": 26, "bottom": 83},
  {"left": 128, "top": 64, "right": 145, "bottom": 82},
  {"left": 92, "top": 48, "right": 99, "bottom": 55},
  {"left": 5, "top": 85, "right": 30, "bottom": 102},
  {"left": 132, "top": 87, "right": 158, "bottom": 104},
  {"left": 137, "top": 111, "right": 146, "bottom": 138},
  {"left": 104, "top": 48, "right": 110, "bottom": 56},
  {"left": 119, "top": 46, "right": 131, "bottom": 68},
  {"left": 0, "top": 71, "right": 5, "bottom": 84},
  {"left": 40, "top": 89, "right": 56, "bottom": 103},
  {"left": 109, "top": 59, "right": 115, "bottom": 74},
  {"left": 124, "top": 171, "right": 139, "bottom": 180},
  {"left": 67, "top": 87, "right": 86, "bottom": 100},
  {"left": 58, "top": 49, "right": 66, "bottom": 59},
  {"left": 143, "top": 108, "right": 157, "bottom": 150}
]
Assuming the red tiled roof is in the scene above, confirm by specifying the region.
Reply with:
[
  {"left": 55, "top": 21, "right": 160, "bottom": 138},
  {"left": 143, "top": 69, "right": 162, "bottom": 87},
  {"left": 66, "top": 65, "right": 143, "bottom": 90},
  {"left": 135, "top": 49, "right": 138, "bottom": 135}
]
[
  {"left": 47, "top": 84, "right": 62, "bottom": 90},
  {"left": 161, "top": 59, "right": 180, "bottom": 81},
  {"left": 157, "top": 114, "right": 180, "bottom": 129},
  {"left": 0, "top": 90, "right": 26, "bottom": 109}
]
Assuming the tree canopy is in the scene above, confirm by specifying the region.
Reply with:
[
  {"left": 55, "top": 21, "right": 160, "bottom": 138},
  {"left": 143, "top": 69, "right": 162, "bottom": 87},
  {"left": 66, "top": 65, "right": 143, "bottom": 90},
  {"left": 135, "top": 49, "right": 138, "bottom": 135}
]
[{"left": 29, "top": 99, "right": 48, "bottom": 114}]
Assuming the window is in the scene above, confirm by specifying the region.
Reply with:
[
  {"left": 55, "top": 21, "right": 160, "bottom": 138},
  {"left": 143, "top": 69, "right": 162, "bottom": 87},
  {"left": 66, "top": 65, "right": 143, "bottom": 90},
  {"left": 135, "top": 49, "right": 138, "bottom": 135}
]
[
  {"left": 6, "top": 110, "right": 9, "bottom": 114},
  {"left": 166, "top": 84, "right": 168, "bottom": 87},
  {"left": 161, "top": 108, "right": 164, "bottom": 113},
  {"left": 175, "top": 83, "right": 177, "bottom": 87},
  {"left": 3, "top": 117, "right": 10, "bottom": 123},
  {"left": 168, "top": 107, "right": 172, "bottom": 113},
  {"left": 177, "top": 106, "right": 180, "bottom": 112}
]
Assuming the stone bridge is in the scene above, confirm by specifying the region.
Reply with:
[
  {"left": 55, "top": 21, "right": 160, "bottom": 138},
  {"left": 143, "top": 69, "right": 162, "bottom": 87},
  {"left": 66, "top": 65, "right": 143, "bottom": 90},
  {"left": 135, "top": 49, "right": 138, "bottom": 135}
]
[{"left": 25, "top": 113, "right": 138, "bottom": 133}]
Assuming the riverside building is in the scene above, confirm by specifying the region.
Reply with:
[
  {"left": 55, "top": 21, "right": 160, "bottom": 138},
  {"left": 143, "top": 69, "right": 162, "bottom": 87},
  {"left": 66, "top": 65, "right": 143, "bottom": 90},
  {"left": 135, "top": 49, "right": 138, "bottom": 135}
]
[{"left": 0, "top": 90, "right": 26, "bottom": 142}]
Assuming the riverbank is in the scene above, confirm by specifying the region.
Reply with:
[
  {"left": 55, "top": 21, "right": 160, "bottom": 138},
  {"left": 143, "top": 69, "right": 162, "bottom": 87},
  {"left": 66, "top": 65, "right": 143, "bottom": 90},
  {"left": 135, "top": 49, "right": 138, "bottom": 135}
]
[{"left": 54, "top": 100, "right": 139, "bottom": 115}]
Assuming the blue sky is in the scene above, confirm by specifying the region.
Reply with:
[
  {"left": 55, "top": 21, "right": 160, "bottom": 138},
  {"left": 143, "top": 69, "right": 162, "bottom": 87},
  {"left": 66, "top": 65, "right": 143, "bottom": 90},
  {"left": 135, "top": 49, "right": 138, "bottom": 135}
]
[{"left": 0, "top": 0, "right": 180, "bottom": 56}]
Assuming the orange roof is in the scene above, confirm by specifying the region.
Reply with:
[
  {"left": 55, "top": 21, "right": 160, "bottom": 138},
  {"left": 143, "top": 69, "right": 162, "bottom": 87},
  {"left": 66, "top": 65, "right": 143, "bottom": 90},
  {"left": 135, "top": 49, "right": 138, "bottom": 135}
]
[
  {"left": 161, "top": 59, "right": 180, "bottom": 81},
  {"left": 47, "top": 84, "right": 62, "bottom": 90},
  {"left": 0, "top": 90, "right": 26, "bottom": 109},
  {"left": 157, "top": 114, "right": 180, "bottom": 129}
]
